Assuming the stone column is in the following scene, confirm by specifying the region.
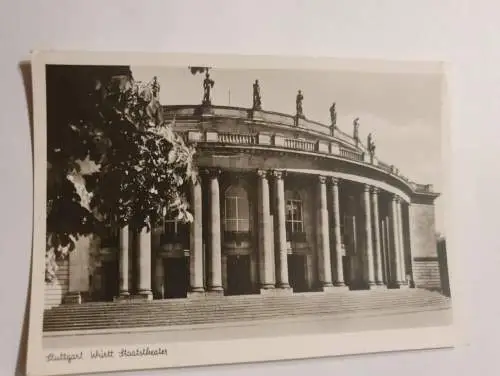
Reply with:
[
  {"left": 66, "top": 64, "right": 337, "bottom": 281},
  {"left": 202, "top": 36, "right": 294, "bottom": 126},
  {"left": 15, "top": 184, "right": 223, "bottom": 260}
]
[
  {"left": 190, "top": 179, "right": 205, "bottom": 293},
  {"left": 207, "top": 169, "right": 223, "bottom": 292},
  {"left": 390, "top": 195, "right": 403, "bottom": 286},
  {"left": 397, "top": 199, "right": 407, "bottom": 286},
  {"left": 119, "top": 225, "right": 130, "bottom": 296},
  {"left": 371, "top": 188, "right": 384, "bottom": 286},
  {"left": 137, "top": 224, "right": 153, "bottom": 299},
  {"left": 363, "top": 185, "right": 376, "bottom": 286},
  {"left": 330, "top": 178, "right": 345, "bottom": 287},
  {"left": 318, "top": 176, "right": 333, "bottom": 288},
  {"left": 273, "top": 170, "right": 290, "bottom": 288},
  {"left": 258, "top": 169, "right": 275, "bottom": 289}
]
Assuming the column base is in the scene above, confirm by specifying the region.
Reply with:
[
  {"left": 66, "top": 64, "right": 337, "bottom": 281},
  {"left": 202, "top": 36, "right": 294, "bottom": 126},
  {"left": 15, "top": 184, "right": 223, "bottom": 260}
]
[
  {"left": 277, "top": 282, "right": 291, "bottom": 289},
  {"left": 368, "top": 284, "right": 387, "bottom": 290},
  {"left": 262, "top": 287, "right": 293, "bottom": 296},
  {"left": 260, "top": 283, "right": 275, "bottom": 290},
  {"left": 137, "top": 290, "right": 154, "bottom": 300},
  {"left": 260, "top": 287, "right": 277, "bottom": 296},
  {"left": 187, "top": 290, "right": 207, "bottom": 299},
  {"left": 207, "top": 285, "right": 224, "bottom": 294},
  {"left": 322, "top": 285, "right": 350, "bottom": 293},
  {"left": 387, "top": 282, "right": 404, "bottom": 289},
  {"left": 114, "top": 291, "right": 131, "bottom": 301},
  {"left": 190, "top": 286, "right": 205, "bottom": 292}
]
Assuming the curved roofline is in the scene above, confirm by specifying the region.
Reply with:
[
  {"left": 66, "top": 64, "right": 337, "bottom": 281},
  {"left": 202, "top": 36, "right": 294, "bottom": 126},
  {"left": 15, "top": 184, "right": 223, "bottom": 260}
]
[
  {"left": 162, "top": 104, "right": 439, "bottom": 200},
  {"left": 197, "top": 142, "right": 439, "bottom": 202},
  {"left": 162, "top": 104, "right": 366, "bottom": 151}
]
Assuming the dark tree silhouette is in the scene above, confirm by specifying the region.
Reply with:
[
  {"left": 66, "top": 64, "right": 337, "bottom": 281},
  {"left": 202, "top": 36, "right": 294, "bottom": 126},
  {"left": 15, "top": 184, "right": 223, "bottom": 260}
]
[{"left": 46, "top": 65, "right": 196, "bottom": 281}]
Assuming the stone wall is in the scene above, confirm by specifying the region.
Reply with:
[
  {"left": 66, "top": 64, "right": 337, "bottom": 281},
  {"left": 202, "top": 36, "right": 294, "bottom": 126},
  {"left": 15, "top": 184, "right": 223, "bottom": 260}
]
[
  {"left": 408, "top": 200, "right": 439, "bottom": 289},
  {"left": 408, "top": 201, "right": 437, "bottom": 258},
  {"left": 44, "top": 258, "right": 69, "bottom": 309},
  {"left": 412, "top": 258, "right": 441, "bottom": 290}
]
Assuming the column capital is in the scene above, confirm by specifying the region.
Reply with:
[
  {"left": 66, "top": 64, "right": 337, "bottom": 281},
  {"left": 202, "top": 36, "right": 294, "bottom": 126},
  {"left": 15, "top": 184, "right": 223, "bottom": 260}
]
[
  {"left": 256, "top": 169, "right": 268, "bottom": 179},
  {"left": 371, "top": 186, "right": 380, "bottom": 195},
  {"left": 318, "top": 175, "right": 328, "bottom": 184},
  {"left": 391, "top": 194, "right": 401, "bottom": 203},
  {"left": 329, "top": 176, "right": 340, "bottom": 186},
  {"left": 203, "top": 167, "right": 222, "bottom": 179},
  {"left": 271, "top": 169, "right": 286, "bottom": 179},
  {"left": 363, "top": 184, "right": 372, "bottom": 193}
]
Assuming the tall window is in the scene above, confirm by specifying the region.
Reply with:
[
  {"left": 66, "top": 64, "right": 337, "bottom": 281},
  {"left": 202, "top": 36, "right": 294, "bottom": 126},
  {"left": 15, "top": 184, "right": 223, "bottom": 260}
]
[
  {"left": 164, "top": 218, "right": 182, "bottom": 235},
  {"left": 162, "top": 214, "right": 189, "bottom": 245},
  {"left": 224, "top": 185, "right": 250, "bottom": 232},
  {"left": 286, "top": 191, "right": 304, "bottom": 235},
  {"left": 100, "top": 226, "right": 119, "bottom": 248}
]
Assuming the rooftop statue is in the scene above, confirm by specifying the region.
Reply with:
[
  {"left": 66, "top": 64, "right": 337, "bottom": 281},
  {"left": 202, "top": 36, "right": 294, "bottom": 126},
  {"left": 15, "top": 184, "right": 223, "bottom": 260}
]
[
  {"left": 367, "top": 132, "right": 376, "bottom": 156},
  {"left": 252, "top": 79, "right": 262, "bottom": 110},
  {"left": 151, "top": 76, "right": 160, "bottom": 99},
  {"left": 296, "top": 90, "right": 304, "bottom": 118},
  {"left": 202, "top": 71, "right": 215, "bottom": 106},
  {"left": 329, "top": 102, "right": 337, "bottom": 127},
  {"left": 353, "top": 117, "right": 360, "bottom": 143}
]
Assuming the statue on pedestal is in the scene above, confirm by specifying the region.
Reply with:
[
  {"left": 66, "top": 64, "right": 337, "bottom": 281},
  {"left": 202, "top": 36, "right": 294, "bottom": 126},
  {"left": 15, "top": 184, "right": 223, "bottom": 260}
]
[
  {"left": 151, "top": 76, "right": 160, "bottom": 99},
  {"left": 296, "top": 90, "right": 304, "bottom": 118},
  {"left": 202, "top": 71, "right": 215, "bottom": 106},
  {"left": 367, "top": 132, "right": 376, "bottom": 156},
  {"left": 353, "top": 117, "right": 360, "bottom": 143},
  {"left": 252, "top": 79, "right": 262, "bottom": 110},
  {"left": 329, "top": 102, "right": 337, "bottom": 127},
  {"left": 329, "top": 102, "right": 337, "bottom": 136}
]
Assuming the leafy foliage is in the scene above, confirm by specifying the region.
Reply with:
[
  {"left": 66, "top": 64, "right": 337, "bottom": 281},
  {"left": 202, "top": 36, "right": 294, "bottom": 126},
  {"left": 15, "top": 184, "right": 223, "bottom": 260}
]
[{"left": 46, "top": 66, "right": 196, "bottom": 281}]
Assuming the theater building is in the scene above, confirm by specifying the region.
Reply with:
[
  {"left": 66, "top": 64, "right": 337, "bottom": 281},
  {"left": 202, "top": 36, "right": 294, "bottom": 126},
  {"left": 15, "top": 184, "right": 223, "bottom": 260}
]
[{"left": 44, "top": 102, "right": 442, "bottom": 309}]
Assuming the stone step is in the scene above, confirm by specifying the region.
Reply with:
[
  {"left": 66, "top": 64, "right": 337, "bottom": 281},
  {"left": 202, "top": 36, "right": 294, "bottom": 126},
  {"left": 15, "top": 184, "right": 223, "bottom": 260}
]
[
  {"left": 45, "top": 290, "right": 446, "bottom": 315},
  {"left": 43, "top": 289, "right": 450, "bottom": 332},
  {"left": 48, "top": 288, "right": 434, "bottom": 307},
  {"left": 43, "top": 302, "right": 450, "bottom": 332},
  {"left": 43, "top": 297, "right": 447, "bottom": 323},
  {"left": 44, "top": 291, "right": 448, "bottom": 314}
]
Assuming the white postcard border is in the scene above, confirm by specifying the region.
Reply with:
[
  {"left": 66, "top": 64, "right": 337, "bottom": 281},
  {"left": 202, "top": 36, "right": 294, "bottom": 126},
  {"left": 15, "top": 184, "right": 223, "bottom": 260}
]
[{"left": 27, "top": 51, "right": 464, "bottom": 376}]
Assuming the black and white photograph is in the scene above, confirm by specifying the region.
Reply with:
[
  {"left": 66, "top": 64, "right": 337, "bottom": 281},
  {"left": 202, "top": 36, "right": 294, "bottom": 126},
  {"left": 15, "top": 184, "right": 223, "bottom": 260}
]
[{"left": 27, "top": 52, "right": 456, "bottom": 376}]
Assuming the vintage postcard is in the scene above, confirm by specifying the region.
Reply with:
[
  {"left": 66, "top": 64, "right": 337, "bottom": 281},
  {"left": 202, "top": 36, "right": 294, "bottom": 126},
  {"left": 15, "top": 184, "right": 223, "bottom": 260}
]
[{"left": 27, "top": 51, "right": 458, "bottom": 376}]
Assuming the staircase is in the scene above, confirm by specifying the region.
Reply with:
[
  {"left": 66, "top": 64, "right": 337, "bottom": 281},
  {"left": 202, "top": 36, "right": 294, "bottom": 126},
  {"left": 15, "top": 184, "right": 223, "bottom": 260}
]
[{"left": 43, "top": 288, "right": 451, "bottom": 332}]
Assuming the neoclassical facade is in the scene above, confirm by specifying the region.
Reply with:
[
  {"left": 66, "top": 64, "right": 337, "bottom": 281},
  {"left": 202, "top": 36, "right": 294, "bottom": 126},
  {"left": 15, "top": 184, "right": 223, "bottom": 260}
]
[{"left": 44, "top": 104, "right": 442, "bottom": 308}]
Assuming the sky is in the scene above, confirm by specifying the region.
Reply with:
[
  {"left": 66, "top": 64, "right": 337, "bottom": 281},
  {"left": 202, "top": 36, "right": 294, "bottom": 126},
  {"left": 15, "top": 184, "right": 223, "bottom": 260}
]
[{"left": 131, "top": 65, "right": 445, "bottom": 235}]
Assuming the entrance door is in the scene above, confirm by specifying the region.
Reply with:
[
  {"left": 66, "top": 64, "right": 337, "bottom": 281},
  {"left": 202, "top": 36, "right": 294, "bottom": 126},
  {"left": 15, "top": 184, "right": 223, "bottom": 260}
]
[
  {"left": 288, "top": 254, "right": 308, "bottom": 292},
  {"left": 163, "top": 257, "right": 189, "bottom": 299},
  {"left": 226, "top": 255, "right": 252, "bottom": 295},
  {"left": 102, "top": 260, "right": 119, "bottom": 301}
]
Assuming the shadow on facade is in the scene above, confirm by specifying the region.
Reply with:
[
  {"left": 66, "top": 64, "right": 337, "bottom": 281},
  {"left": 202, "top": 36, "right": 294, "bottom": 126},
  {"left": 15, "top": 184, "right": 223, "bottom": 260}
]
[{"left": 437, "top": 237, "right": 451, "bottom": 297}]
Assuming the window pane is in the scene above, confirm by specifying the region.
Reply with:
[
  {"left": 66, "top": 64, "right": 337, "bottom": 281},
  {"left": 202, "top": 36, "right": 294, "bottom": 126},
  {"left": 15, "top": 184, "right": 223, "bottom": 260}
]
[
  {"left": 297, "top": 221, "right": 304, "bottom": 233},
  {"left": 239, "top": 219, "right": 250, "bottom": 232},
  {"left": 238, "top": 197, "right": 249, "bottom": 221},
  {"left": 225, "top": 197, "right": 237, "bottom": 220},
  {"left": 286, "top": 201, "right": 294, "bottom": 220},
  {"left": 225, "top": 219, "right": 238, "bottom": 232},
  {"left": 295, "top": 202, "right": 303, "bottom": 221},
  {"left": 165, "top": 221, "right": 175, "bottom": 234}
]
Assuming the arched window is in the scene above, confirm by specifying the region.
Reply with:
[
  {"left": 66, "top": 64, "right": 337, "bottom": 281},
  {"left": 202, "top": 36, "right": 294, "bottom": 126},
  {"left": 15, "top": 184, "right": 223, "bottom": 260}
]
[
  {"left": 224, "top": 185, "right": 250, "bottom": 233},
  {"left": 286, "top": 191, "right": 304, "bottom": 238}
]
